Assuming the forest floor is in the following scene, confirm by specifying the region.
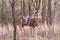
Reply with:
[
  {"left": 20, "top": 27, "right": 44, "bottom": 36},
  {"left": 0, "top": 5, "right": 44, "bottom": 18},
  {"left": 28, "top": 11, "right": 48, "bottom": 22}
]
[{"left": 0, "top": 23, "right": 60, "bottom": 40}]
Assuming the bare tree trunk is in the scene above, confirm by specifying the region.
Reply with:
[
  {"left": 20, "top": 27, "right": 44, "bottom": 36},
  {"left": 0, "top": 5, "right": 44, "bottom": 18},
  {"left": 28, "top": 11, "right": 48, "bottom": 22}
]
[
  {"left": 28, "top": 0, "right": 31, "bottom": 16},
  {"left": 47, "top": 0, "right": 52, "bottom": 25},
  {"left": 22, "top": 0, "right": 26, "bottom": 16},
  {"left": 41, "top": 0, "right": 46, "bottom": 24},
  {"left": 9, "top": 0, "right": 16, "bottom": 40},
  {"left": 1, "top": 0, "right": 5, "bottom": 27}
]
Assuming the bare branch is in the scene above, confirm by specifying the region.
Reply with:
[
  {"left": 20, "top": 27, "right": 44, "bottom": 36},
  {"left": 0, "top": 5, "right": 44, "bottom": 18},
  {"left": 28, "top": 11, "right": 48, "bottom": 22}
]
[
  {"left": 9, "top": 0, "right": 12, "bottom": 4},
  {"left": 54, "top": 0, "right": 59, "bottom": 5},
  {"left": 9, "top": 0, "right": 12, "bottom": 6}
]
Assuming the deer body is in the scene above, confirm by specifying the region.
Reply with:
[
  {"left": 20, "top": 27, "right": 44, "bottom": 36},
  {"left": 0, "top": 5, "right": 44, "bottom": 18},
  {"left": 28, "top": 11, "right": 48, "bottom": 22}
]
[{"left": 16, "top": 16, "right": 41, "bottom": 28}]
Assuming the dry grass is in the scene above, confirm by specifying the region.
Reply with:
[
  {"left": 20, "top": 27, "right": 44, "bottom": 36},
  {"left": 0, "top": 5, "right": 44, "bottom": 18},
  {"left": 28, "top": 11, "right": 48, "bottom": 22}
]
[{"left": 0, "top": 23, "right": 60, "bottom": 40}]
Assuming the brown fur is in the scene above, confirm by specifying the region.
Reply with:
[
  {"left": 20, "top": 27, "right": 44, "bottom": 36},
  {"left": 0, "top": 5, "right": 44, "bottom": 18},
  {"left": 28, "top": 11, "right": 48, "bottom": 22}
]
[
  {"left": 16, "top": 17, "right": 28, "bottom": 27},
  {"left": 16, "top": 17, "right": 23, "bottom": 27},
  {"left": 34, "top": 18, "right": 41, "bottom": 26},
  {"left": 28, "top": 17, "right": 41, "bottom": 28},
  {"left": 16, "top": 16, "right": 41, "bottom": 28}
]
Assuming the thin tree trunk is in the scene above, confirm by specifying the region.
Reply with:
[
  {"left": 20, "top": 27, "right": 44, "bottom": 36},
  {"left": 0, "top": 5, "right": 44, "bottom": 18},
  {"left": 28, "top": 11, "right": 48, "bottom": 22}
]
[
  {"left": 47, "top": 0, "right": 52, "bottom": 25},
  {"left": 41, "top": 0, "right": 46, "bottom": 24},
  {"left": 9, "top": 0, "right": 16, "bottom": 40}
]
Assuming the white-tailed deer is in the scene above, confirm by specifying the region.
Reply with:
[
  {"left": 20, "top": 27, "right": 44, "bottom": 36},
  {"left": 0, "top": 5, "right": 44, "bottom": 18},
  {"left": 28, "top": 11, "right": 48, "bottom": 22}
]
[{"left": 16, "top": 16, "right": 41, "bottom": 28}]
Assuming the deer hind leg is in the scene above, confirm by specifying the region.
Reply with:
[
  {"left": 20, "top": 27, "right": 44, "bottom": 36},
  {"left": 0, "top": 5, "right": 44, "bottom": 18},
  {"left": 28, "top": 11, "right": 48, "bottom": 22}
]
[
  {"left": 22, "top": 24, "right": 24, "bottom": 28},
  {"left": 30, "top": 26, "right": 35, "bottom": 37},
  {"left": 19, "top": 24, "right": 23, "bottom": 32}
]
